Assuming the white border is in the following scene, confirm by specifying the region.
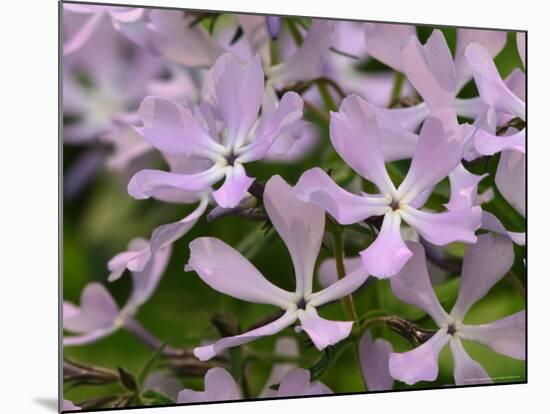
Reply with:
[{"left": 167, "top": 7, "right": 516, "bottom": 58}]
[{"left": 3, "top": 0, "right": 547, "bottom": 413}]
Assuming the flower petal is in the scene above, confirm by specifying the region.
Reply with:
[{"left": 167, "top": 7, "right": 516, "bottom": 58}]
[
  {"left": 401, "top": 30, "right": 456, "bottom": 111},
  {"left": 361, "top": 212, "right": 413, "bottom": 279},
  {"left": 330, "top": 95, "right": 395, "bottom": 194},
  {"left": 465, "top": 43, "right": 525, "bottom": 120},
  {"left": 148, "top": 10, "right": 223, "bottom": 67},
  {"left": 390, "top": 242, "right": 449, "bottom": 326},
  {"left": 297, "top": 307, "right": 353, "bottom": 351},
  {"left": 516, "top": 33, "right": 526, "bottom": 68},
  {"left": 359, "top": 331, "right": 394, "bottom": 391},
  {"left": 107, "top": 238, "right": 151, "bottom": 282},
  {"left": 237, "top": 92, "right": 304, "bottom": 163},
  {"left": 401, "top": 205, "right": 481, "bottom": 246},
  {"left": 318, "top": 256, "right": 366, "bottom": 289},
  {"left": 389, "top": 329, "right": 449, "bottom": 385},
  {"left": 451, "top": 233, "right": 514, "bottom": 319},
  {"left": 397, "top": 111, "right": 466, "bottom": 203},
  {"left": 128, "top": 165, "right": 225, "bottom": 200},
  {"left": 460, "top": 311, "right": 525, "bottom": 360},
  {"left": 268, "top": 19, "right": 335, "bottom": 85},
  {"left": 63, "top": 283, "right": 119, "bottom": 333},
  {"left": 444, "top": 164, "right": 488, "bottom": 211},
  {"left": 186, "top": 237, "right": 294, "bottom": 308},
  {"left": 203, "top": 53, "right": 264, "bottom": 149},
  {"left": 308, "top": 265, "right": 369, "bottom": 307},
  {"left": 449, "top": 337, "right": 492, "bottom": 385},
  {"left": 194, "top": 310, "right": 297, "bottom": 361},
  {"left": 177, "top": 368, "right": 241, "bottom": 403},
  {"left": 63, "top": 11, "right": 105, "bottom": 55},
  {"left": 138, "top": 97, "right": 224, "bottom": 159},
  {"left": 454, "top": 29, "right": 507, "bottom": 91},
  {"left": 277, "top": 368, "right": 332, "bottom": 397},
  {"left": 496, "top": 150, "right": 526, "bottom": 217},
  {"left": 212, "top": 164, "right": 255, "bottom": 208},
  {"left": 264, "top": 175, "right": 325, "bottom": 297},
  {"left": 481, "top": 211, "right": 525, "bottom": 246},
  {"left": 260, "top": 338, "right": 299, "bottom": 397},
  {"left": 364, "top": 23, "right": 416, "bottom": 72},
  {"left": 474, "top": 128, "right": 525, "bottom": 156},
  {"left": 294, "top": 167, "right": 390, "bottom": 225}
]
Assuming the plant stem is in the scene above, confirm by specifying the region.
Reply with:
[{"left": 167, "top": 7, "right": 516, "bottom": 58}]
[
  {"left": 389, "top": 72, "right": 405, "bottom": 107},
  {"left": 331, "top": 225, "right": 358, "bottom": 322}
]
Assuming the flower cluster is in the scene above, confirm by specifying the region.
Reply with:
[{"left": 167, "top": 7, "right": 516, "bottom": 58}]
[{"left": 62, "top": 5, "right": 525, "bottom": 410}]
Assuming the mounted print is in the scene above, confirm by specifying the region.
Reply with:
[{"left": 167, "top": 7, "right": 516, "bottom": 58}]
[{"left": 61, "top": 1, "right": 526, "bottom": 412}]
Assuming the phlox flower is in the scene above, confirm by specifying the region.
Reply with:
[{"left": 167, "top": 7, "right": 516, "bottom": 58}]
[
  {"left": 295, "top": 94, "right": 481, "bottom": 278},
  {"left": 186, "top": 176, "right": 369, "bottom": 361},
  {"left": 361, "top": 25, "right": 507, "bottom": 145},
  {"left": 359, "top": 331, "right": 394, "bottom": 391},
  {"left": 63, "top": 4, "right": 157, "bottom": 55},
  {"left": 63, "top": 400, "right": 80, "bottom": 411},
  {"left": 128, "top": 53, "right": 303, "bottom": 209},
  {"left": 63, "top": 238, "right": 170, "bottom": 346},
  {"left": 177, "top": 367, "right": 331, "bottom": 403},
  {"left": 388, "top": 234, "right": 525, "bottom": 385}
]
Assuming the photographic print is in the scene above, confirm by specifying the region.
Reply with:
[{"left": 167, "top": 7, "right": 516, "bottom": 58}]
[{"left": 61, "top": 1, "right": 526, "bottom": 412}]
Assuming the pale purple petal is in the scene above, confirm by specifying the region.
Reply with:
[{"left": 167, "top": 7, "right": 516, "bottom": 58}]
[
  {"left": 101, "top": 123, "right": 153, "bottom": 171},
  {"left": 481, "top": 211, "right": 525, "bottom": 246},
  {"left": 138, "top": 96, "right": 224, "bottom": 159},
  {"left": 63, "top": 11, "right": 105, "bottom": 55},
  {"left": 308, "top": 265, "right": 369, "bottom": 307},
  {"left": 496, "top": 150, "right": 526, "bottom": 217},
  {"left": 194, "top": 310, "right": 297, "bottom": 361},
  {"left": 389, "top": 329, "right": 449, "bottom": 385},
  {"left": 359, "top": 331, "right": 394, "bottom": 391},
  {"left": 186, "top": 237, "right": 294, "bottom": 308},
  {"left": 107, "top": 238, "right": 151, "bottom": 282},
  {"left": 294, "top": 167, "right": 390, "bottom": 225},
  {"left": 109, "top": 9, "right": 158, "bottom": 53},
  {"left": 143, "top": 371, "right": 182, "bottom": 401},
  {"left": 451, "top": 233, "right": 514, "bottom": 320},
  {"left": 266, "top": 16, "right": 282, "bottom": 40},
  {"left": 400, "top": 205, "right": 481, "bottom": 245},
  {"left": 397, "top": 111, "right": 466, "bottom": 203},
  {"left": 149, "top": 198, "right": 208, "bottom": 253},
  {"left": 516, "top": 33, "right": 526, "bottom": 68},
  {"left": 269, "top": 20, "right": 335, "bottom": 86},
  {"left": 264, "top": 175, "right": 325, "bottom": 297},
  {"left": 297, "top": 307, "right": 353, "bottom": 350},
  {"left": 360, "top": 212, "right": 413, "bottom": 279},
  {"left": 330, "top": 95, "right": 395, "bottom": 194},
  {"left": 318, "top": 256, "right": 365, "bottom": 289},
  {"left": 260, "top": 338, "right": 299, "bottom": 397},
  {"left": 212, "top": 164, "right": 255, "bottom": 208},
  {"left": 277, "top": 368, "right": 332, "bottom": 397},
  {"left": 364, "top": 23, "right": 416, "bottom": 72},
  {"left": 449, "top": 337, "right": 492, "bottom": 385},
  {"left": 454, "top": 29, "right": 507, "bottom": 91},
  {"left": 460, "top": 311, "right": 525, "bottom": 360},
  {"left": 148, "top": 10, "right": 223, "bottom": 67},
  {"left": 444, "top": 164, "right": 487, "bottom": 211},
  {"left": 465, "top": 44, "right": 525, "bottom": 120},
  {"left": 474, "top": 128, "right": 525, "bottom": 156},
  {"left": 128, "top": 165, "right": 225, "bottom": 200},
  {"left": 63, "top": 399, "right": 81, "bottom": 411},
  {"left": 237, "top": 92, "right": 304, "bottom": 163},
  {"left": 63, "top": 283, "right": 119, "bottom": 333},
  {"left": 390, "top": 242, "right": 448, "bottom": 326},
  {"left": 203, "top": 54, "right": 264, "bottom": 148},
  {"left": 177, "top": 368, "right": 241, "bottom": 403},
  {"left": 401, "top": 30, "right": 456, "bottom": 111}
]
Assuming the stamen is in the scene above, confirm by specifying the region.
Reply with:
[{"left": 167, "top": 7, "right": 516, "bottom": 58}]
[
  {"left": 447, "top": 324, "right": 457, "bottom": 336},
  {"left": 297, "top": 298, "right": 307, "bottom": 310},
  {"left": 226, "top": 153, "right": 238, "bottom": 166},
  {"left": 390, "top": 199, "right": 400, "bottom": 211}
]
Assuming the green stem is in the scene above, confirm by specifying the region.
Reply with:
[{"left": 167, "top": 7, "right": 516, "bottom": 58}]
[
  {"left": 332, "top": 225, "right": 358, "bottom": 322},
  {"left": 389, "top": 72, "right": 405, "bottom": 107}
]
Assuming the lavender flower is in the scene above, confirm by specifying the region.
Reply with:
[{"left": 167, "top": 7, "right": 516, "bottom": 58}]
[
  {"left": 186, "top": 176, "right": 369, "bottom": 360},
  {"left": 388, "top": 234, "right": 525, "bottom": 385},
  {"left": 296, "top": 95, "right": 481, "bottom": 278},
  {"left": 128, "top": 53, "right": 303, "bottom": 209}
]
